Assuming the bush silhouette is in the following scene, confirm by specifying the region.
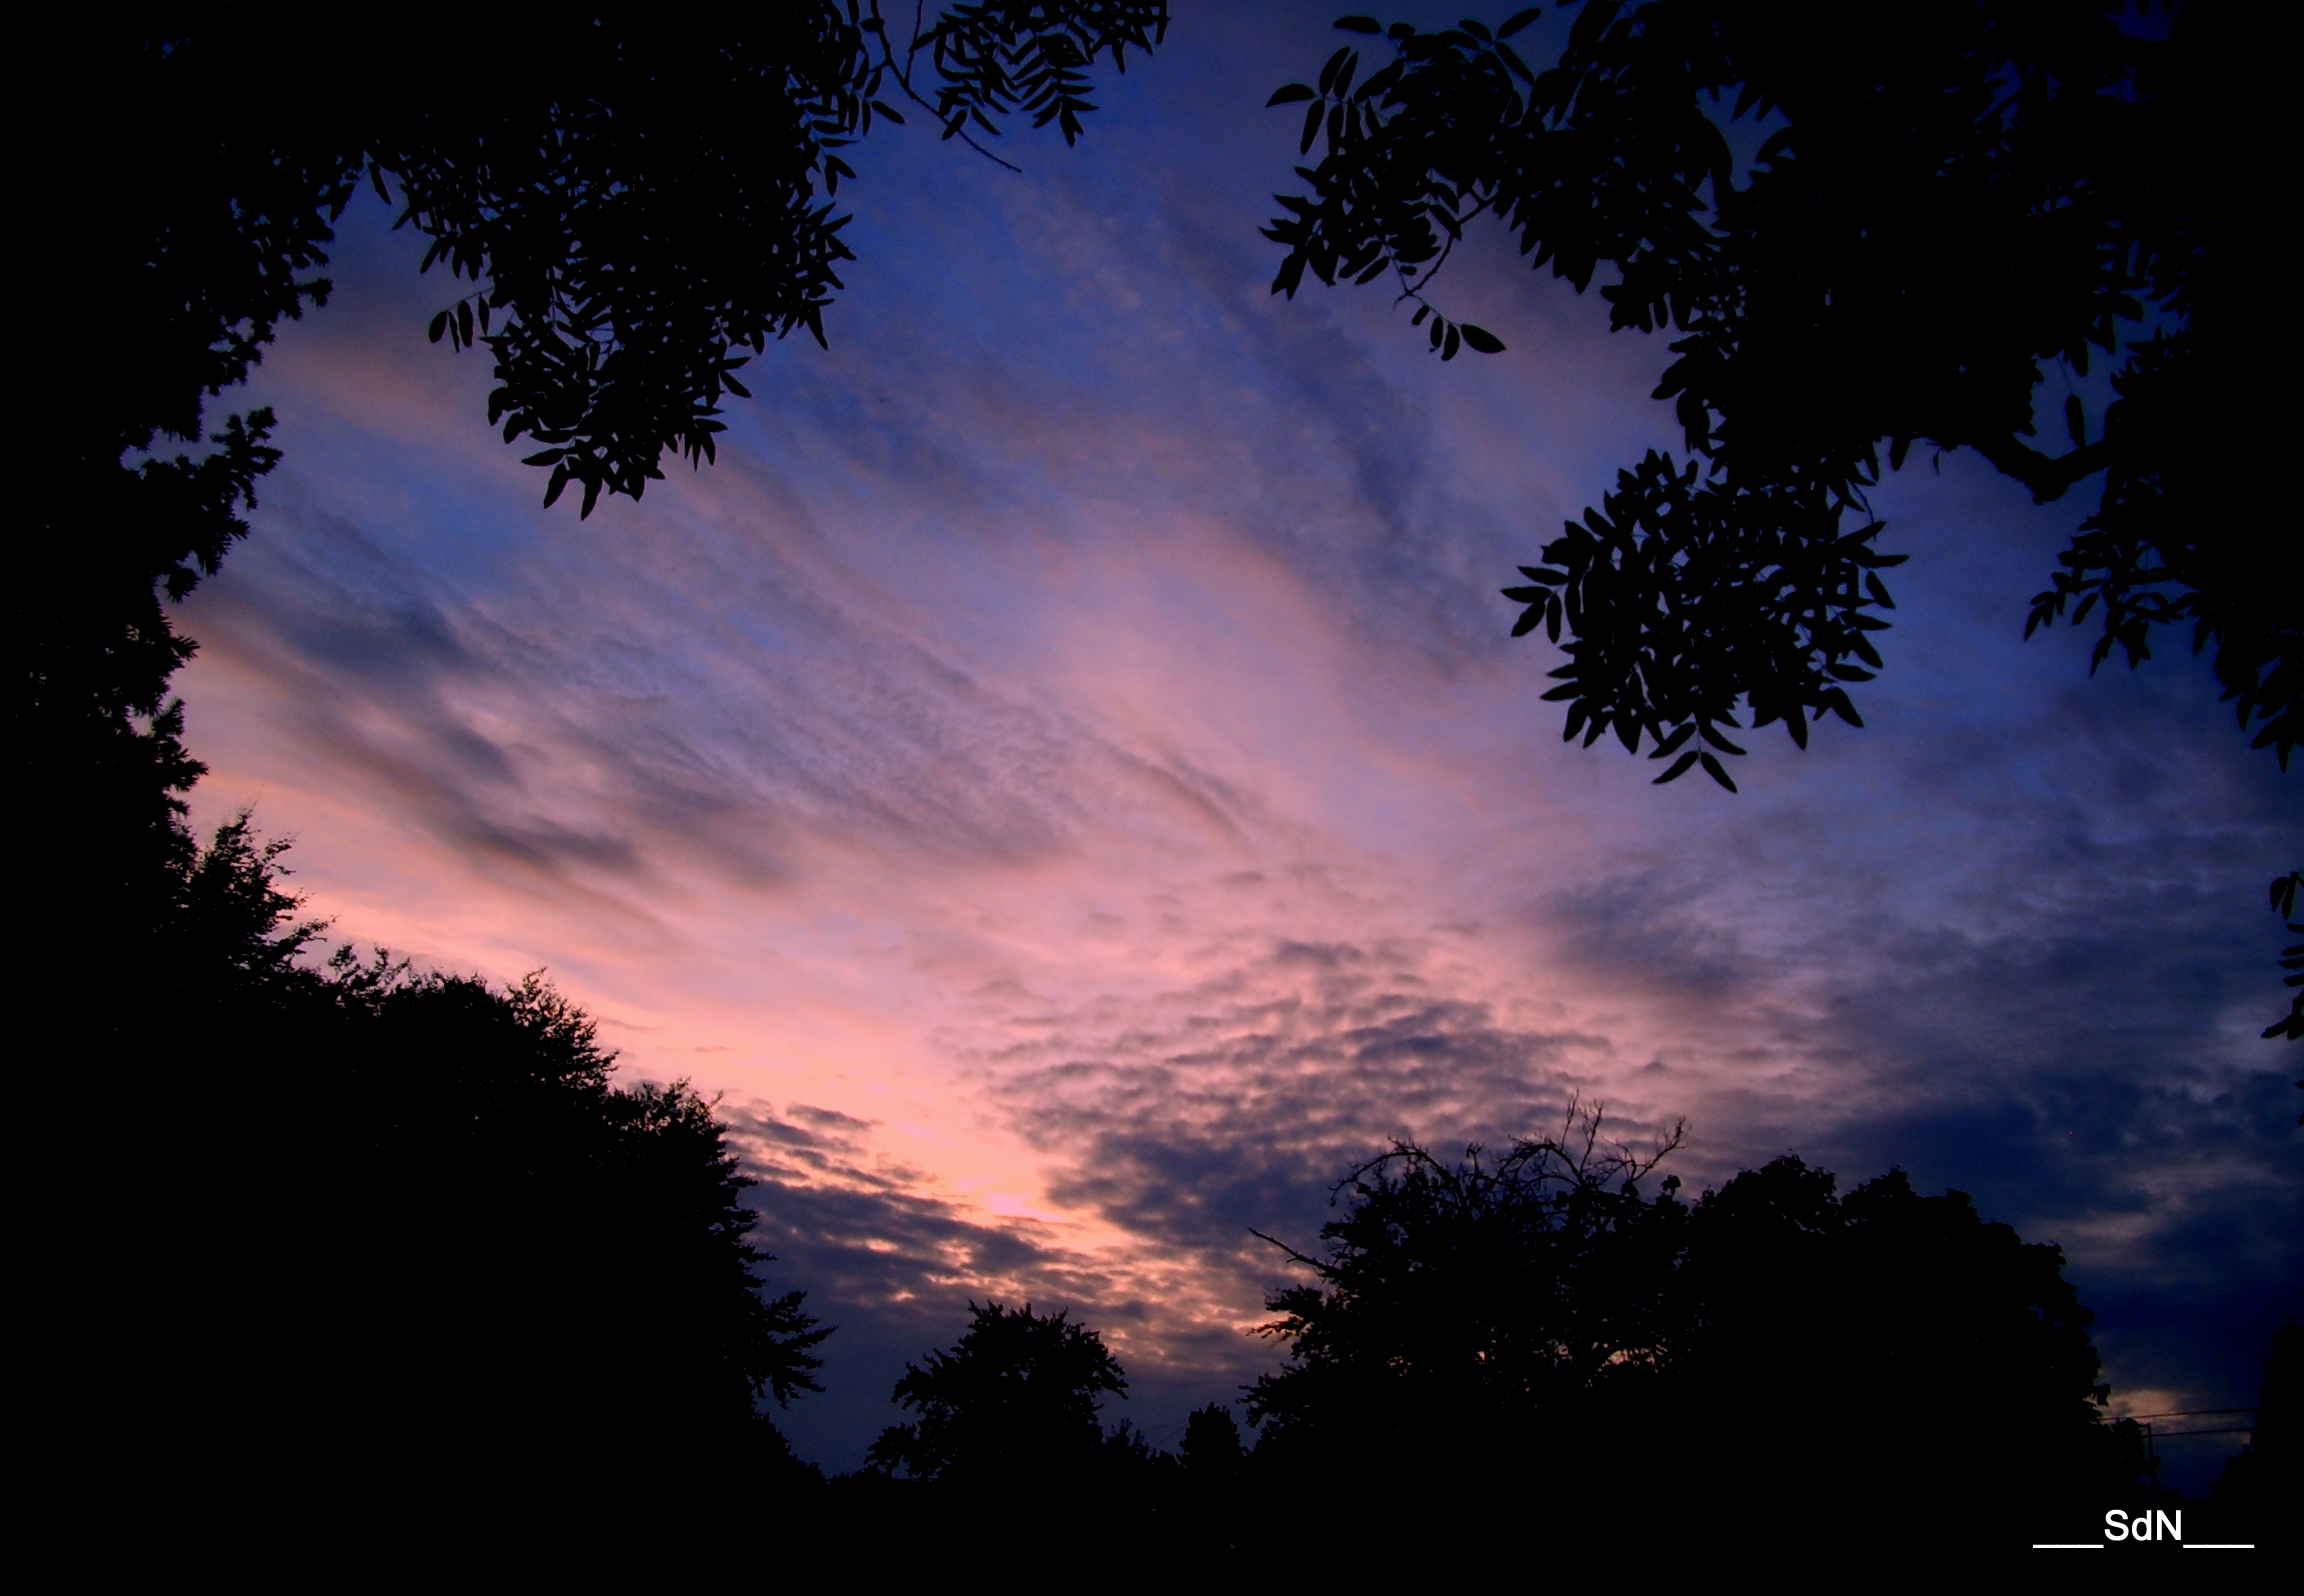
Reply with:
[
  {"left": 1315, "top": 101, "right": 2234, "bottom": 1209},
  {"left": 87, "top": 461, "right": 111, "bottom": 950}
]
[{"left": 1244, "top": 1113, "right": 2150, "bottom": 1555}]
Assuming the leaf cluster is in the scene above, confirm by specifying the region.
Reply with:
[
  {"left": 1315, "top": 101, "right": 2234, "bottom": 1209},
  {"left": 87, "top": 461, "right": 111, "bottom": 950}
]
[
  {"left": 2023, "top": 327, "right": 2302, "bottom": 769},
  {"left": 60, "top": 5, "right": 1168, "bottom": 543},
  {"left": 381, "top": 4, "right": 1165, "bottom": 515},
  {"left": 907, "top": 2, "right": 1169, "bottom": 153},
  {"left": 2268, "top": 870, "right": 2303, "bottom": 1058},
  {"left": 1504, "top": 450, "right": 1902, "bottom": 789},
  {"left": 1266, "top": 4, "right": 2293, "bottom": 779}
]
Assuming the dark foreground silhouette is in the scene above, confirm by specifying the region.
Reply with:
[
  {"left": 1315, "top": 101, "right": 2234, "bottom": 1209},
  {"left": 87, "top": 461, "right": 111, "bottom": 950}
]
[
  {"left": 40, "top": 821, "right": 828, "bottom": 1555},
  {"left": 19, "top": 21, "right": 1168, "bottom": 1522},
  {"left": 33, "top": 823, "right": 2283, "bottom": 1563},
  {"left": 822, "top": 1120, "right": 2288, "bottom": 1565}
]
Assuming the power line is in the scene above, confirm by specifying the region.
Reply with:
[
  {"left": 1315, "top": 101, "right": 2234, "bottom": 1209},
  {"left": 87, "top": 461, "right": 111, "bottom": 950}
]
[{"left": 2142, "top": 1426, "right": 2255, "bottom": 1440}]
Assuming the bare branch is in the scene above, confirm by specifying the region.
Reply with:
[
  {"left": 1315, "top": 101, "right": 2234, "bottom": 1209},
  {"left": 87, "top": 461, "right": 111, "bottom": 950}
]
[{"left": 1249, "top": 1227, "right": 1325, "bottom": 1271}]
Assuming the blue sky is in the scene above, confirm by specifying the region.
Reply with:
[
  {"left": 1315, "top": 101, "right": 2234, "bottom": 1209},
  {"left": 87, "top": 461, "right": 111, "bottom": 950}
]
[{"left": 170, "top": 3, "right": 2298, "bottom": 1482}]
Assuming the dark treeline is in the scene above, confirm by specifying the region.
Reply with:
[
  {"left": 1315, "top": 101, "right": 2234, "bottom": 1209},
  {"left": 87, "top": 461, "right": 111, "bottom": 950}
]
[
  {"left": 87, "top": 822, "right": 829, "bottom": 1541},
  {"left": 823, "top": 1115, "right": 2293, "bottom": 1561},
  {"left": 29, "top": 808, "right": 2294, "bottom": 1557}
]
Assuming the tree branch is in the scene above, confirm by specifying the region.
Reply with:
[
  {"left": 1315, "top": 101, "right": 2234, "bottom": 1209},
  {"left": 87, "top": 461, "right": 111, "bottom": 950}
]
[
  {"left": 1967, "top": 434, "right": 2115, "bottom": 503},
  {"left": 867, "top": 1, "right": 1027, "bottom": 174},
  {"left": 1249, "top": 1227, "right": 1325, "bottom": 1270}
]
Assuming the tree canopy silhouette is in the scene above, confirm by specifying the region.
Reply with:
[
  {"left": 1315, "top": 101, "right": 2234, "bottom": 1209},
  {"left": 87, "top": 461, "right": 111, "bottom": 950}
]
[
  {"left": 1246, "top": 1112, "right": 2150, "bottom": 1549},
  {"left": 322, "top": 966, "right": 831, "bottom": 1477},
  {"left": 868, "top": 1300, "right": 1129, "bottom": 1485},
  {"left": 2210, "top": 1322, "right": 2297, "bottom": 1542},
  {"left": 1247, "top": 1111, "right": 1687, "bottom": 1464},
  {"left": 1264, "top": 3, "right": 2293, "bottom": 791},
  {"left": 58, "top": 819, "right": 831, "bottom": 1525}
]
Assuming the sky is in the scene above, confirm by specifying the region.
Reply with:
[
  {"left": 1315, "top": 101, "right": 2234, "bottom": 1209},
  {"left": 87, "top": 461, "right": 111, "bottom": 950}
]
[{"left": 171, "top": 3, "right": 2298, "bottom": 1484}]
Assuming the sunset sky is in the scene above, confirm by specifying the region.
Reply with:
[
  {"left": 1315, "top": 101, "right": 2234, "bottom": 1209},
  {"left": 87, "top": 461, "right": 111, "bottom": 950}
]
[{"left": 171, "top": 4, "right": 2298, "bottom": 1482}]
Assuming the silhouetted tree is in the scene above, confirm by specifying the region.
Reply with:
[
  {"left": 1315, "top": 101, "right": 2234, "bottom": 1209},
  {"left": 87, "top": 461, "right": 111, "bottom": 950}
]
[
  {"left": 1264, "top": 5, "right": 2293, "bottom": 788},
  {"left": 1247, "top": 1108, "right": 1686, "bottom": 1481},
  {"left": 1179, "top": 1402, "right": 1248, "bottom": 1479},
  {"left": 1670, "top": 1156, "right": 2136, "bottom": 1544},
  {"left": 326, "top": 968, "right": 830, "bottom": 1481},
  {"left": 868, "top": 1300, "right": 1128, "bottom": 1485},
  {"left": 61, "top": 824, "right": 829, "bottom": 1529},
  {"left": 1170, "top": 1404, "right": 1250, "bottom": 1555},
  {"left": 1246, "top": 1118, "right": 2148, "bottom": 1552},
  {"left": 848, "top": 1300, "right": 1175, "bottom": 1558},
  {"left": 2210, "top": 1322, "right": 2298, "bottom": 1547}
]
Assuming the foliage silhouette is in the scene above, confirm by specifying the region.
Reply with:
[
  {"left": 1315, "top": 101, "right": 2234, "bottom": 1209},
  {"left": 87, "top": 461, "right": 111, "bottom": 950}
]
[
  {"left": 324, "top": 966, "right": 830, "bottom": 1472},
  {"left": 819, "top": 1125, "right": 2209, "bottom": 1565},
  {"left": 1173, "top": 1401, "right": 1250, "bottom": 1553},
  {"left": 1178, "top": 1401, "right": 1248, "bottom": 1481},
  {"left": 868, "top": 1300, "right": 1128, "bottom": 1484},
  {"left": 53, "top": 822, "right": 829, "bottom": 1524},
  {"left": 1264, "top": 5, "right": 2295, "bottom": 789},
  {"left": 1247, "top": 1106, "right": 1686, "bottom": 1471},
  {"left": 843, "top": 1300, "right": 1184, "bottom": 1560},
  {"left": 2269, "top": 870, "right": 2304, "bottom": 1123},
  {"left": 2270, "top": 872, "right": 2304, "bottom": 1041},
  {"left": 1245, "top": 1111, "right": 2151, "bottom": 1551},
  {"left": 2210, "top": 1322, "right": 2297, "bottom": 1543},
  {"left": 1669, "top": 1154, "right": 2137, "bottom": 1538}
]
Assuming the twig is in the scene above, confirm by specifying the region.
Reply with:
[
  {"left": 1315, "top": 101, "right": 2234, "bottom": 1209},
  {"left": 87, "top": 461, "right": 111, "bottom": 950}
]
[
  {"left": 1249, "top": 1227, "right": 1324, "bottom": 1270},
  {"left": 868, "top": 0, "right": 1025, "bottom": 175}
]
